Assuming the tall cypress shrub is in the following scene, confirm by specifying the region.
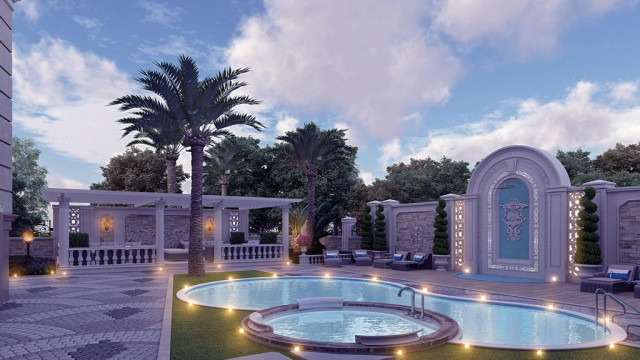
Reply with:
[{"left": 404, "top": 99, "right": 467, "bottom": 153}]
[
  {"left": 373, "top": 204, "right": 387, "bottom": 251},
  {"left": 574, "top": 187, "right": 602, "bottom": 265},
  {"left": 360, "top": 204, "right": 373, "bottom": 250},
  {"left": 432, "top": 198, "right": 450, "bottom": 255}
]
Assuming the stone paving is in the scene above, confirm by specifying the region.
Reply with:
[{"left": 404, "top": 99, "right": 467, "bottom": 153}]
[{"left": 0, "top": 271, "right": 166, "bottom": 360}]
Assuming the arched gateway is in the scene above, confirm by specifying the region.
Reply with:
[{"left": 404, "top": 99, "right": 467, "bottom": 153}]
[{"left": 465, "top": 145, "right": 571, "bottom": 280}]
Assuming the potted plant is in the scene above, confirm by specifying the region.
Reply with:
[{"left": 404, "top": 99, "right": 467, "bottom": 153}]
[
  {"left": 432, "top": 198, "right": 450, "bottom": 271},
  {"left": 297, "top": 235, "right": 311, "bottom": 255},
  {"left": 574, "top": 187, "right": 602, "bottom": 278}
]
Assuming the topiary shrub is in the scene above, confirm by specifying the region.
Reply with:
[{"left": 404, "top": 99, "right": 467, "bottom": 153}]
[
  {"left": 360, "top": 204, "right": 373, "bottom": 250},
  {"left": 229, "top": 232, "right": 245, "bottom": 245},
  {"left": 69, "top": 232, "right": 89, "bottom": 248},
  {"left": 260, "top": 232, "right": 278, "bottom": 244},
  {"left": 373, "top": 204, "right": 387, "bottom": 251},
  {"left": 9, "top": 256, "right": 56, "bottom": 276},
  {"left": 432, "top": 199, "right": 450, "bottom": 255},
  {"left": 574, "top": 187, "right": 602, "bottom": 265}
]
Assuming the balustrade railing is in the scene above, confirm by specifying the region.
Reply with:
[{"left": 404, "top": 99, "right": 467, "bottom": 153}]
[
  {"left": 221, "top": 243, "right": 285, "bottom": 262},
  {"left": 299, "top": 254, "right": 324, "bottom": 266},
  {"left": 68, "top": 245, "right": 157, "bottom": 267}
]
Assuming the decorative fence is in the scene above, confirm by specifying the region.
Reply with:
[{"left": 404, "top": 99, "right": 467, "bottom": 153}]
[
  {"left": 220, "top": 244, "right": 285, "bottom": 262},
  {"left": 299, "top": 254, "right": 324, "bottom": 266},
  {"left": 68, "top": 245, "right": 157, "bottom": 267}
]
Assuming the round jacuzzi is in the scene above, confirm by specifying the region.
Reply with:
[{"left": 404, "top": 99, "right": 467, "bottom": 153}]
[
  {"left": 241, "top": 300, "right": 459, "bottom": 354},
  {"left": 177, "top": 276, "right": 627, "bottom": 349}
]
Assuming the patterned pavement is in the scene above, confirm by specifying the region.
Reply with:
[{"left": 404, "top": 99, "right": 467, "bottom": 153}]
[{"left": 0, "top": 271, "right": 167, "bottom": 360}]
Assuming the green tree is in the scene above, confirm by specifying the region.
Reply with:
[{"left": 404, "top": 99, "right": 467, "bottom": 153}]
[
  {"left": 373, "top": 204, "right": 386, "bottom": 251},
  {"left": 574, "top": 187, "right": 601, "bottom": 265},
  {"left": 90, "top": 148, "right": 188, "bottom": 193},
  {"left": 432, "top": 198, "right": 450, "bottom": 255},
  {"left": 593, "top": 142, "right": 640, "bottom": 176},
  {"left": 11, "top": 137, "right": 48, "bottom": 236},
  {"left": 556, "top": 148, "right": 600, "bottom": 186},
  {"left": 359, "top": 204, "right": 373, "bottom": 250},
  {"left": 275, "top": 123, "right": 347, "bottom": 243},
  {"left": 110, "top": 55, "right": 263, "bottom": 276},
  {"left": 204, "top": 138, "right": 249, "bottom": 196},
  {"left": 117, "top": 108, "right": 184, "bottom": 193}
]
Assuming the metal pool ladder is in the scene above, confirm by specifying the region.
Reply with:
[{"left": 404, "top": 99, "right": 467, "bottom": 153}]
[{"left": 594, "top": 288, "right": 640, "bottom": 334}]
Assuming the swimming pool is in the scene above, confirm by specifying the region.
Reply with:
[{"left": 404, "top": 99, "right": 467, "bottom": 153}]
[{"left": 177, "top": 276, "right": 626, "bottom": 349}]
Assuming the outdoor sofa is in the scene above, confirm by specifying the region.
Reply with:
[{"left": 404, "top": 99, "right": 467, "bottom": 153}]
[
  {"left": 372, "top": 251, "right": 410, "bottom": 269},
  {"left": 580, "top": 264, "right": 637, "bottom": 293},
  {"left": 353, "top": 250, "right": 373, "bottom": 266},
  {"left": 165, "top": 241, "right": 189, "bottom": 261},
  {"left": 391, "top": 252, "right": 432, "bottom": 271},
  {"left": 323, "top": 250, "right": 351, "bottom": 268}
]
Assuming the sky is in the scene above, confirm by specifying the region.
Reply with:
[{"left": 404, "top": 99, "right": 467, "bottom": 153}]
[{"left": 11, "top": 0, "right": 640, "bottom": 192}]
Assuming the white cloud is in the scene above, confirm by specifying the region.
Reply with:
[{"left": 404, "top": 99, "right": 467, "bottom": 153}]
[
  {"left": 47, "top": 172, "right": 87, "bottom": 189},
  {"left": 380, "top": 80, "right": 640, "bottom": 167},
  {"left": 609, "top": 82, "right": 638, "bottom": 103},
  {"left": 136, "top": 35, "right": 226, "bottom": 72},
  {"left": 14, "top": 37, "right": 137, "bottom": 165},
  {"left": 275, "top": 115, "right": 299, "bottom": 136},
  {"left": 359, "top": 171, "right": 376, "bottom": 185},
  {"left": 16, "top": 0, "right": 40, "bottom": 21},
  {"left": 434, "top": 0, "right": 631, "bottom": 57},
  {"left": 379, "top": 138, "right": 403, "bottom": 169},
  {"left": 72, "top": 16, "right": 103, "bottom": 31},
  {"left": 137, "top": 0, "right": 183, "bottom": 27},
  {"left": 226, "top": 0, "right": 462, "bottom": 139}
]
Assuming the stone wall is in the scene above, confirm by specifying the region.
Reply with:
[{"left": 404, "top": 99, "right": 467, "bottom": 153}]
[
  {"left": 9, "top": 237, "right": 55, "bottom": 259},
  {"left": 124, "top": 214, "right": 215, "bottom": 248},
  {"left": 619, "top": 201, "right": 640, "bottom": 266},
  {"left": 395, "top": 211, "right": 435, "bottom": 253},
  {"left": 348, "top": 236, "right": 362, "bottom": 250},
  {"left": 319, "top": 235, "right": 341, "bottom": 250}
]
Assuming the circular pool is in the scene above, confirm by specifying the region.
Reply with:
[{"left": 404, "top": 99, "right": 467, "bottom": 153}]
[{"left": 177, "top": 276, "right": 627, "bottom": 349}]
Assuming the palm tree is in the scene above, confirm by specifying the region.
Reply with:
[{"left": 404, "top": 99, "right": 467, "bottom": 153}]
[
  {"left": 110, "top": 55, "right": 263, "bottom": 276},
  {"left": 204, "top": 139, "right": 247, "bottom": 196},
  {"left": 117, "top": 109, "right": 185, "bottom": 193},
  {"left": 276, "top": 123, "right": 345, "bottom": 246}
]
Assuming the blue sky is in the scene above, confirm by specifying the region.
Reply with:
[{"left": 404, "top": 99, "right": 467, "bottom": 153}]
[{"left": 11, "top": 0, "right": 640, "bottom": 191}]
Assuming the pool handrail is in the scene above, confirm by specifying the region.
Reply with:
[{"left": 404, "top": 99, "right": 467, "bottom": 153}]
[
  {"left": 594, "top": 288, "right": 640, "bottom": 333},
  {"left": 398, "top": 286, "right": 416, "bottom": 316}
]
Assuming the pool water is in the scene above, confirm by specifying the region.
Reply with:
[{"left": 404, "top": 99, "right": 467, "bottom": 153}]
[
  {"left": 266, "top": 310, "right": 434, "bottom": 343},
  {"left": 180, "top": 277, "right": 620, "bottom": 348}
]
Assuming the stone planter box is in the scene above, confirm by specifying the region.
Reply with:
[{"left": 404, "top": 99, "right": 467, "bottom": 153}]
[
  {"left": 433, "top": 255, "right": 450, "bottom": 272},
  {"left": 574, "top": 263, "right": 602, "bottom": 279}
]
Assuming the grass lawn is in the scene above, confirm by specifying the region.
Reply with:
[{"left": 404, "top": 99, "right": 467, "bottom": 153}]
[{"left": 171, "top": 271, "right": 640, "bottom": 360}]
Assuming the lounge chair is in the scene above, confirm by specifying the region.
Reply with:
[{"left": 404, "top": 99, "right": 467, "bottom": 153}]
[
  {"left": 391, "top": 253, "right": 432, "bottom": 271},
  {"left": 373, "top": 251, "right": 409, "bottom": 269},
  {"left": 580, "top": 264, "right": 637, "bottom": 293},
  {"left": 353, "top": 250, "right": 372, "bottom": 266},
  {"left": 323, "top": 250, "right": 343, "bottom": 268}
]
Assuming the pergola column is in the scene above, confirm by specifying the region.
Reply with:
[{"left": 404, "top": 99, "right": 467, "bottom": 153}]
[
  {"left": 214, "top": 204, "right": 223, "bottom": 261},
  {"left": 155, "top": 199, "right": 165, "bottom": 264},
  {"left": 281, "top": 205, "right": 290, "bottom": 250},
  {"left": 58, "top": 195, "right": 70, "bottom": 268}
]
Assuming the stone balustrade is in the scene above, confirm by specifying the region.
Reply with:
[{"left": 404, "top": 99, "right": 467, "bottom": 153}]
[
  {"left": 299, "top": 254, "right": 324, "bottom": 266},
  {"left": 220, "top": 243, "right": 285, "bottom": 262},
  {"left": 67, "top": 245, "right": 157, "bottom": 267}
]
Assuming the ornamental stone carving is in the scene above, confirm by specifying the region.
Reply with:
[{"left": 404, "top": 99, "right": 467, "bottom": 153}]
[{"left": 501, "top": 198, "right": 528, "bottom": 241}]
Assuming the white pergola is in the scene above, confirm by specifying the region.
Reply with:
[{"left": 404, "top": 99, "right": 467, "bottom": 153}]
[{"left": 42, "top": 188, "right": 301, "bottom": 265}]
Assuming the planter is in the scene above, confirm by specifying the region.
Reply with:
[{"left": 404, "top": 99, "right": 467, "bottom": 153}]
[
  {"left": 574, "top": 263, "right": 602, "bottom": 279},
  {"left": 300, "top": 246, "right": 307, "bottom": 255},
  {"left": 371, "top": 250, "right": 387, "bottom": 260},
  {"left": 433, "top": 255, "right": 450, "bottom": 272}
]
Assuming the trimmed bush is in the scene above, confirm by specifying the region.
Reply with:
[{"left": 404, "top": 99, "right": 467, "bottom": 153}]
[
  {"left": 229, "top": 232, "right": 245, "bottom": 245},
  {"left": 260, "top": 232, "right": 278, "bottom": 244},
  {"left": 574, "top": 187, "right": 602, "bottom": 265},
  {"left": 360, "top": 204, "right": 373, "bottom": 250},
  {"left": 9, "top": 256, "right": 56, "bottom": 276},
  {"left": 69, "top": 232, "right": 89, "bottom": 248},
  {"left": 432, "top": 198, "right": 450, "bottom": 255},
  {"left": 373, "top": 204, "right": 387, "bottom": 251}
]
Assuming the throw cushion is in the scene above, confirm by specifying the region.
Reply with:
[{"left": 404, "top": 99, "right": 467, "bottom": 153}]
[
  {"left": 413, "top": 255, "right": 424, "bottom": 262},
  {"left": 393, "top": 253, "right": 403, "bottom": 261},
  {"left": 354, "top": 251, "right": 367, "bottom": 258},
  {"left": 325, "top": 252, "right": 338, "bottom": 259},
  {"left": 607, "top": 269, "right": 631, "bottom": 280}
]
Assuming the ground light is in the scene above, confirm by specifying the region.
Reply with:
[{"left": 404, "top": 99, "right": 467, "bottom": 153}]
[
  {"left": 551, "top": 275, "right": 558, "bottom": 282},
  {"left": 536, "top": 350, "right": 543, "bottom": 356},
  {"left": 239, "top": 328, "right": 244, "bottom": 334},
  {"left": 158, "top": 267, "right": 163, "bottom": 271},
  {"left": 372, "top": 276, "right": 378, "bottom": 281},
  {"left": 272, "top": 274, "right": 278, "bottom": 278},
  {"left": 217, "top": 264, "right": 221, "bottom": 269},
  {"left": 547, "top": 304, "right": 555, "bottom": 310},
  {"left": 286, "top": 261, "right": 291, "bottom": 265},
  {"left": 13, "top": 274, "right": 17, "bottom": 277},
  {"left": 293, "top": 346, "right": 300, "bottom": 352},
  {"left": 228, "top": 276, "right": 234, "bottom": 281},
  {"left": 184, "top": 285, "right": 189, "bottom": 290},
  {"left": 227, "top": 307, "right": 233, "bottom": 312},
  {"left": 63, "top": 271, "right": 67, "bottom": 275},
  {"left": 421, "top": 287, "right": 428, "bottom": 294},
  {"left": 396, "top": 349, "right": 403, "bottom": 356},
  {"left": 324, "top": 273, "right": 330, "bottom": 278},
  {"left": 188, "top": 302, "right": 193, "bottom": 307},
  {"left": 464, "top": 268, "right": 470, "bottom": 274},
  {"left": 50, "top": 271, "right": 55, "bottom": 275},
  {"left": 610, "top": 343, "right": 615, "bottom": 349},
  {"left": 479, "top": 295, "right": 487, "bottom": 301},
  {"left": 464, "top": 343, "right": 470, "bottom": 349}
]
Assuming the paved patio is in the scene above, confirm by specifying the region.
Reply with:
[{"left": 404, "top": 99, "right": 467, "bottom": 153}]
[{"left": 2, "top": 263, "right": 640, "bottom": 360}]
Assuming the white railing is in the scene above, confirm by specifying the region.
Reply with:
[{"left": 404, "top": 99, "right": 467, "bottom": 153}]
[
  {"left": 67, "top": 245, "right": 157, "bottom": 267},
  {"left": 221, "top": 243, "right": 285, "bottom": 262},
  {"left": 299, "top": 254, "right": 324, "bottom": 266}
]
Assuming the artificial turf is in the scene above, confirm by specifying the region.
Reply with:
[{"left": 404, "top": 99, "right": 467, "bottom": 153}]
[{"left": 170, "top": 271, "right": 640, "bottom": 360}]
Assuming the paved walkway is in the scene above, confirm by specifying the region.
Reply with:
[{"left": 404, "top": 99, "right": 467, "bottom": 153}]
[{"left": 0, "top": 271, "right": 167, "bottom": 360}]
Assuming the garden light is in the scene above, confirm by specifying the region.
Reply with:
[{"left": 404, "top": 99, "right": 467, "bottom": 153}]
[
  {"left": 239, "top": 328, "right": 244, "bottom": 334},
  {"left": 551, "top": 275, "right": 558, "bottom": 282},
  {"left": 547, "top": 304, "right": 554, "bottom": 310},
  {"left": 272, "top": 274, "right": 278, "bottom": 278},
  {"left": 217, "top": 264, "right": 221, "bottom": 269},
  {"left": 13, "top": 274, "right": 17, "bottom": 277},
  {"left": 372, "top": 276, "right": 378, "bottom": 281},
  {"left": 228, "top": 276, "right": 234, "bottom": 281},
  {"left": 158, "top": 267, "right": 163, "bottom": 271},
  {"left": 63, "top": 271, "right": 67, "bottom": 275},
  {"left": 286, "top": 261, "right": 291, "bottom": 265},
  {"left": 464, "top": 343, "right": 470, "bottom": 349},
  {"left": 609, "top": 343, "right": 615, "bottom": 349},
  {"left": 228, "top": 307, "right": 234, "bottom": 312},
  {"left": 184, "top": 285, "right": 189, "bottom": 289},
  {"left": 421, "top": 287, "right": 428, "bottom": 294},
  {"left": 536, "top": 350, "right": 543, "bottom": 356},
  {"left": 293, "top": 346, "right": 300, "bottom": 352},
  {"left": 189, "top": 302, "right": 193, "bottom": 307},
  {"left": 464, "top": 268, "right": 470, "bottom": 274},
  {"left": 324, "top": 273, "right": 330, "bottom": 278},
  {"left": 396, "top": 349, "right": 403, "bottom": 356},
  {"left": 479, "top": 295, "right": 487, "bottom": 301}
]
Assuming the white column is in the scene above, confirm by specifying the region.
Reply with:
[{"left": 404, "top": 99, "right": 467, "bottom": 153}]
[
  {"left": 58, "top": 195, "right": 70, "bottom": 268},
  {"left": 214, "top": 204, "right": 223, "bottom": 261},
  {"left": 341, "top": 217, "right": 356, "bottom": 251},
  {"left": 281, "top": 205, "right": 290, "bottom": 250},
  {"left": 155, "top": 199, "right": 165, "bottom": 264},
  {"left": 381, "top": 199, "right": 399, "bottom": 252},
  {"left": 441, "top": 194, "right": 461, "bottom": 271}
]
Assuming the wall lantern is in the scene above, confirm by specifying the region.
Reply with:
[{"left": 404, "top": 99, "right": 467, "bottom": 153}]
[
  {"left": 102, "top": 217, "right": 112, "bottom": 232},
  {"left": 205, "top": 219, "right": 214, "bottom": 232}
]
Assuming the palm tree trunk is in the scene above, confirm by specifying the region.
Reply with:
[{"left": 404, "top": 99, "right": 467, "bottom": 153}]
[
  {"left": 165, "top": 152, "right": 179, "bottom": 193},
  {"left": 188, "top": 140, "right": 205, "bottom": 276},
  {"left": 306, "top": 170, "right": 317, "bottom": 242},
  {"left": 220, "top": 177, "right": 228, "bottom": 196}
]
